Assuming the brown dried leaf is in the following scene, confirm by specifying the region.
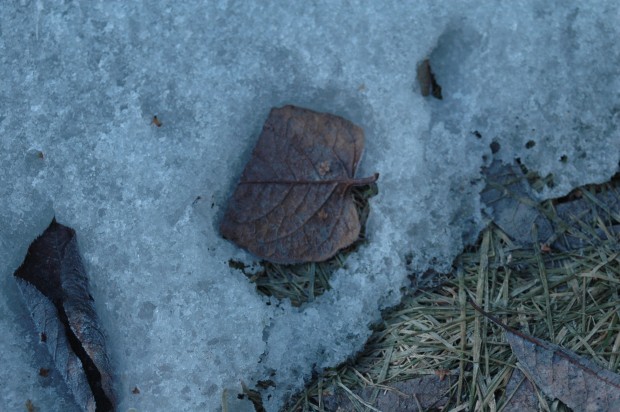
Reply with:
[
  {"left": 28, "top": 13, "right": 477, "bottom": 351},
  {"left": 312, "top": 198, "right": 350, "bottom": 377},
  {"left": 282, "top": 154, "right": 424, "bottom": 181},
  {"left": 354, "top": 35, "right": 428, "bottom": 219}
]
[
  {"left": 220, "top": 105, "right": 378, "bottom": 264},
  {"left": 417, "top": 59, "right": 442, "bottom": 99},
  {"left": 469, "top": 299, "right": 620, "bottom": 411}
]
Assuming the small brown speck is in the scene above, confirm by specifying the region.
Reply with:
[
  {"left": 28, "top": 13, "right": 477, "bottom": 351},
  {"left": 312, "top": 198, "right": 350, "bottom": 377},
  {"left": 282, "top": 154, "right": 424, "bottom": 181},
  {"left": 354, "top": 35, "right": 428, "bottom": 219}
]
[
  {"left": 39, "top": 368, "right": 50, "bottom": 378},
  {"left": 26, "top": 399, "right": 36, "bottom": 412},
  {"left": 132, "top": 386, "right": 140, "bottom": 395},
  {"left": 434, "top": 369, "right": 450, "bottom": 381},
  {"left": 151, "top": 115, "right": 162, "bottom": 127},
  {"left": 317, "top": 209, "right": 328, "bottom": 220},
  {"left": 40, "top": 332, "right": 47, "bottom": 343}
]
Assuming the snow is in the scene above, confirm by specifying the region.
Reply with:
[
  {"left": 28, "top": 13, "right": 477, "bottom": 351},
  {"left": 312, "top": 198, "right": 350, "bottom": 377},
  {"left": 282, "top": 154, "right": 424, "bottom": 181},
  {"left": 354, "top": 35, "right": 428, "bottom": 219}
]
[{"left": 1, "top": 1, "right": 619, "bottom": 411}]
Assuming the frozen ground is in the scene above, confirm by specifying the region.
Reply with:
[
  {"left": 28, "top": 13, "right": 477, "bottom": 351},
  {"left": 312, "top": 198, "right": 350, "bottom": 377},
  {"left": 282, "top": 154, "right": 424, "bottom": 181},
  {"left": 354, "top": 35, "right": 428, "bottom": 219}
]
[{"left": 1, "top": 1, "right": 619, "bottom": 411}]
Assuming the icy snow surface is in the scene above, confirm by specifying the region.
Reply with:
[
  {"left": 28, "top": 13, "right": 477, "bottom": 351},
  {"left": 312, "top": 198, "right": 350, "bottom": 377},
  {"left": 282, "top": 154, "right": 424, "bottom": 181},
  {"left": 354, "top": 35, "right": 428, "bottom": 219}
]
[{"left": 1, "top": 1, "right": 619, "bottom": 411}]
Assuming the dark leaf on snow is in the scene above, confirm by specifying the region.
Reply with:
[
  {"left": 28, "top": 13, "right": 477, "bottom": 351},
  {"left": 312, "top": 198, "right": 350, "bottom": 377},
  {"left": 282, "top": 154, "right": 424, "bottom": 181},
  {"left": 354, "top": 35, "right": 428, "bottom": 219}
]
[
  {"left": 220, "top": 105, "right": 378, "bottom": 264},
  {"left": 14, "top": 219, "right": 115, "bottom": 412}
]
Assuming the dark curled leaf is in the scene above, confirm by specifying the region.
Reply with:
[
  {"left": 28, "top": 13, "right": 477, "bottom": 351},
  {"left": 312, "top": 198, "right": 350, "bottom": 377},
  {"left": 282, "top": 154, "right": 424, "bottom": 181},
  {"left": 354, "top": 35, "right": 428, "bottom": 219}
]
[
  {"left": 220, "top": 105, "right": 378, "bottom": 264},
  {"left": 14, "top": 219, "right": 115, "bottom": 412}
]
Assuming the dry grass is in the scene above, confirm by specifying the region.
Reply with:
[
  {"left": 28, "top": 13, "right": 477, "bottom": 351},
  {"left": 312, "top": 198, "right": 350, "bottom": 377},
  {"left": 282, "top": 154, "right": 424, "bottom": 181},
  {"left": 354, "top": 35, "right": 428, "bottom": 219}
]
[{"left": 281, "top": 180, "right": 620, "bottom": 411}]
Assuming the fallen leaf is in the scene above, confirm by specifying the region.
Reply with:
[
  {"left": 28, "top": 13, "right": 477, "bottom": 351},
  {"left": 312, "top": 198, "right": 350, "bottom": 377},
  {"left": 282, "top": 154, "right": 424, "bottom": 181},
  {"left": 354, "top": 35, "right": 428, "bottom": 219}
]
[
  {"left": 151, "top": 115, "right": 162, "bottom": 127},
  {"left": 482, "top": 160, "right": 620, "bottom": 251},
  {"left": 416, "top": 59, "right": 442, "bottom": 99},
  {"left": 469, "top": 298, "right": 620, "bottom": 411},
  {"left": 506, "top": 330, "right": 620, "bottom": 411},
  {"left": 220, "top": 105, "right": 378, "bottom": 264},
  {"left": 502, "top": 368, "right": 538, "bottom": 412},
  {"left": 14, "top": 219, "right": 116, "bottom": 412},
  {"left": 321, "top": 374, "right": 453, "bottom": 411},
  {"left": 480, "top": 160, "right": 553, "bottom": 245}
]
